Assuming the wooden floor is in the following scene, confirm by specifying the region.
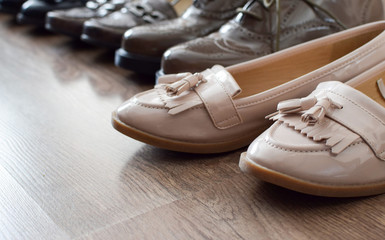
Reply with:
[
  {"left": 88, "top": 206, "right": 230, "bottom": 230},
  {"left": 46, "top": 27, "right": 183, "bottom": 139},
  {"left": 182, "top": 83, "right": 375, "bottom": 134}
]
[{"left": 1, "top": 13, "right": 385, "bottom": 240}]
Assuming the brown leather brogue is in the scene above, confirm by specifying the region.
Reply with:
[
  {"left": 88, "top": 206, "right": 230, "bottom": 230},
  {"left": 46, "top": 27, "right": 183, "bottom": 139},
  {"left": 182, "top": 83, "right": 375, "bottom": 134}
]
[
  {"left": 114, "top": 0, "right": 248, "bottom": 74},
  {"left": 46, "top": 0, "right": 129, "bottom": 37},
  {"left": 80, "top": 0, "right": 181, "bottom": 49},
  {"left": 160, "top": 0, "right": 385, "bottom": 75}
]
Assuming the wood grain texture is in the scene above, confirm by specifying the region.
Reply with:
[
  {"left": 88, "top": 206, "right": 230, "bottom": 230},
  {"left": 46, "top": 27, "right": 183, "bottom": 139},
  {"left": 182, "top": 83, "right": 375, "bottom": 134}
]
[
  {"left": 0, "top": 165, "right": 69, "bottom": 240},
  {"left": 0, "top": 13, "right": 385, "bottom": 240}
]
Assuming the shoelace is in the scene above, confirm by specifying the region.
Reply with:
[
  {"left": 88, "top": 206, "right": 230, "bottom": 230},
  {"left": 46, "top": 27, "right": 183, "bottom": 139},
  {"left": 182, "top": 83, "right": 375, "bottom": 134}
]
[
  {"left": 123, "top": 0, "right": 183, "bottom": 23},
  {"left": 86, "top": 0, "right": 125, "bottom": 11},
  {"left": 124, "top": 1, "right": 168, "bottom": 23},
  {"left": 43, "top": 0, "right": 89, "bottom": 3},
  {"left": 237, "top": 0, "right": 347, "bottom": 52}
]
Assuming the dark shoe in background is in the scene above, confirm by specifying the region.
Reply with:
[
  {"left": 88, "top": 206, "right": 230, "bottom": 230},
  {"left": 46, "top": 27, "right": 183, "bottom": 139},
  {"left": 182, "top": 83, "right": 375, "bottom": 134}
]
[
  {"left": 80, "top": 0, "right": 181, "bottom": 49},
  {"left": 17, "top": 0, "right": 87, "bottom": 26},
  {"left": 114, "top": 0, "right": 247, "bottom": 75},
  {"left": 0, "top": 0, "right": 26, "bottom": 14},
  {"left": 160, "top": 0, "right": 385, "bottom": 75},
  {"left": 45, "top": 0, "right": 128, "bottom": 37}
]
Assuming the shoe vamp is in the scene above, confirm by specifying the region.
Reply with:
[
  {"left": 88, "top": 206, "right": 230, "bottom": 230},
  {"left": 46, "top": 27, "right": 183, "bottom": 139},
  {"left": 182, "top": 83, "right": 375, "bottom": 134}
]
[
  {"left": 142, "top": 17, "right": 224, "bottom": 37},
  {"left": 97, "top": 10, "right": 144, "bottom": 28},
  {"left": 217, "top": 21, "right": 273, "bottom": 55},
  {"left": 116, "top": 89, "right": 264, "bottom": 143},
  {"left": 248, "top": 123, "right": 385, "bottom": 185},
  {"left": 173, "top": 33, "right": 269, "bottom": 65},
  {"left": 59, "top": 7, "right": 97, "bottom": 19}
]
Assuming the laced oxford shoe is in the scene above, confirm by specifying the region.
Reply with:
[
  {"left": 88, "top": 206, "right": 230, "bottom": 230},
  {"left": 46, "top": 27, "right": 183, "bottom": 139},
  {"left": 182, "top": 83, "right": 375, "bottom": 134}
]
[
  {"left": 17, "top": 0, "right": 87, "bottom": 26},
  {"left": 45, "top": 0, "right": 129, "bottom": 37},
  {"left": 160, "top": 0, "right": 385, "bottom": 75},
  {"left": 0, "top": 0, "right": 26, "bottom": 14},
  {"left": 114, "top": 0, "right": 248, "bottom": 74},
  {"left": 80, "top": 0, "right": 181, "bottom": 49}
]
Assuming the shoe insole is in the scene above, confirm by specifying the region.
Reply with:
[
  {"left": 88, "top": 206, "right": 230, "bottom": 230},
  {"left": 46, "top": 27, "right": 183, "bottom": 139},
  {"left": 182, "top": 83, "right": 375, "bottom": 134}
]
[
  {"left": 354, "top": 72, "right": 385, "bottom": 108},
  {"left": 170, "top": 0, "right": 192, "bottom": 16},
  {"left": 229, "top": 28, "right": 383, "bottom": 99}
]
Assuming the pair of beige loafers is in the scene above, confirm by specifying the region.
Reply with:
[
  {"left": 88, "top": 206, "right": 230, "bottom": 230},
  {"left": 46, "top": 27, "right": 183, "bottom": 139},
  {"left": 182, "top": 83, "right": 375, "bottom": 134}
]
[{"left": 112, "top": 21, "right": 385, "bottom": 197}]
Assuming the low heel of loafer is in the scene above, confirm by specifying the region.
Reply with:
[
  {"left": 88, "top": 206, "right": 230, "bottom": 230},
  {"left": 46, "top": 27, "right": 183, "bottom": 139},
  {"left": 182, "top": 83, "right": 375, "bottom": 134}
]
[{"left": 115, "top": 48, "right": 161, "bottom": 75}]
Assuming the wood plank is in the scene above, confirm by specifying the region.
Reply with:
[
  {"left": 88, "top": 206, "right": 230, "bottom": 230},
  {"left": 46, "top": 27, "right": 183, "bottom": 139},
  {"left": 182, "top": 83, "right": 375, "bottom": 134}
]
[
  {"left": 88, "top": 174, "right": 385, "bottom": 240},
  {"left": 0, "top": 165, "right": 70, "bottom": 240},
  {"left": 193, "top": 174, "right": 385, "bottom": 240},
  {"left": 82, "top": 191, "right": 244, "bottom": 240}
]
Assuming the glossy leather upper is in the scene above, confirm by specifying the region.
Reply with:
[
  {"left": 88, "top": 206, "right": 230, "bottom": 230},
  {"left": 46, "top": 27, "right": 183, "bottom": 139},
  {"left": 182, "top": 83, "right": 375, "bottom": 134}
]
[
  {"left": 246, "top": 80, "right": 385, "bottom": 185},
  {"left": 81, "top": 0, "right": 178, "bottom": 48},
  {"left": 114, "top": 21, "right": 385, "bottom": 148},
  {"left": 46, "top": 0, "right": 129, "bottom": 36},
  {"left": 161, "top": 0, "right": 385, "bottom": 74},
  {"left": 0, "top": 0, "right": 26, "bottom": 13},
  {"left": 120, "top": 0, "right": 248, "bottom": 57},
  {"left": 20, "top": 0, "right": 85, "bottom": 19},
  {"left": 47, "top": 0, "right": 128, "bottom": 22}
]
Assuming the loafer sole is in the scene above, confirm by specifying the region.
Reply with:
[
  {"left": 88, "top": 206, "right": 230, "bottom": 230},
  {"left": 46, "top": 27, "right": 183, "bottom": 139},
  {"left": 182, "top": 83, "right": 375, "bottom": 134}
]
[
  {"left": 239, "top": 152, "right": 385, "bottom": 197},
  {"left": 112, "top": 111, "right": 261, "bottom": 154},
  {"left": 115, "top": 48, "right": 160, "bottom": 75}
]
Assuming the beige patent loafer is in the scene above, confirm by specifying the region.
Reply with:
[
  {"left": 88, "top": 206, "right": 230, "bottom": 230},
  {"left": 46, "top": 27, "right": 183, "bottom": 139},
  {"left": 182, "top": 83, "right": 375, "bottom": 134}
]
[
  {"left": 240, "top": 62, "right": 385, "bottom": 197},
  {"left": 112, "top": 21, "right": 385, "bottom": 154}
]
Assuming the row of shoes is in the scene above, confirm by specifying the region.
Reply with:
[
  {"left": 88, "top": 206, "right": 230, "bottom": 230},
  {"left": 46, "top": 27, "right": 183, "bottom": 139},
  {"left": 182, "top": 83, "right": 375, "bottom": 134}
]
[
  {"left": 112, "top": 19, "right": 385, "bottom": 198},
  {"left": 2, "top": 0, "right": 385, "bottom": 198},
  {"left": 2, "top": 0, "right": 385, "bottom": 78},
  {"left": 109, "top": 0, "right": 385, "bottom": 198}
]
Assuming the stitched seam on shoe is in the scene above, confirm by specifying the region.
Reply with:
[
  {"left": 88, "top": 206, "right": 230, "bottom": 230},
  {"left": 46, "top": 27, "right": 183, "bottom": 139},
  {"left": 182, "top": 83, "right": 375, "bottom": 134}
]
[
  {"left": 281, "top": 2, "right": 297, "bottom": 26},
  {"left": 328, "top": 90, "right": 385, "bottom": 154},
  {"left": 216, "top": 115, "right": 240, "bottom": 125},
  {"left": 264, "top": 138, "right": 329, "bottom": 153},
  {"left": 329, "top": 90, "right": 385, "bottom": 125},
  {"left": 228, "top": 20, "right": 272, "bottom": 42},
  {"left": 264, "top": 137, "right": 364, "bottom": 153},
  {"left": 156, "top": 89, "right": 167, "bottom": 105},
  {"left": 280, "top": 20, "right": 341, "bottom": 38},
  {"left": 237, "top": 37, "right": 385, "bottom": 108},
  {"left": 156, "top": 88, "right": 167, "bottom": 105},
  {"left": 133, "top": 101, "right": 203, "bottom": 110},
  {"left": 216, "top": 36, "right": 271, "bottom": 55}
]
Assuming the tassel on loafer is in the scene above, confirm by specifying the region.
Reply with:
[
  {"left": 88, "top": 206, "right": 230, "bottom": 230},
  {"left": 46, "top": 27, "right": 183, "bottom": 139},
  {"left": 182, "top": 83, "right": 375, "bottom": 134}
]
[{"left": 239, "top": 61, "right": 385, "bottom": 197}]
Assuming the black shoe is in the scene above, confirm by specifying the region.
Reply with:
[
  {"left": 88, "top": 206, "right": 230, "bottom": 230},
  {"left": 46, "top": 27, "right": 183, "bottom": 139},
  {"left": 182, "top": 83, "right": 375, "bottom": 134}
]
[
  {"left": 0, "top": 0, "right": 26, "bottom": 14},
  {"left": 17, "top": 0, "right": 86, "bottom": 26},
  {"left": 45, "top": 0, "right": 127, "bottom": 38}
]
